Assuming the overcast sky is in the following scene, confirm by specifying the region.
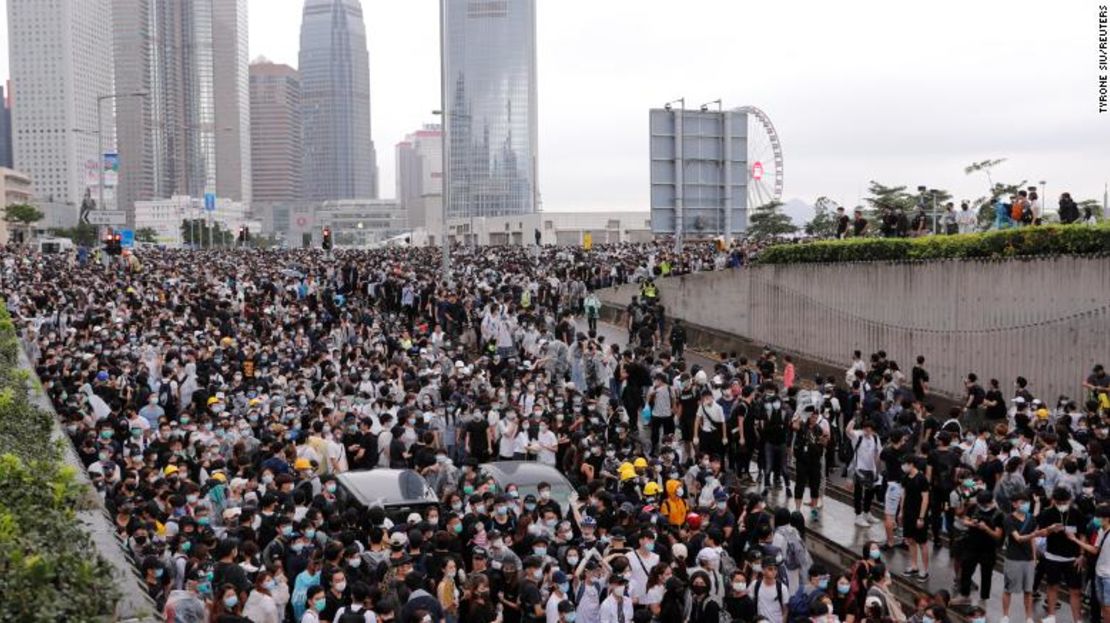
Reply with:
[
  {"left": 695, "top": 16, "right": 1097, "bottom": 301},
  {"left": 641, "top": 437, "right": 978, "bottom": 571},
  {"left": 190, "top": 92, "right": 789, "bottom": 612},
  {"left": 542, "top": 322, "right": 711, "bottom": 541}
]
[{"left": 2, "top": 0, "right": 1108, "bottom": 212}]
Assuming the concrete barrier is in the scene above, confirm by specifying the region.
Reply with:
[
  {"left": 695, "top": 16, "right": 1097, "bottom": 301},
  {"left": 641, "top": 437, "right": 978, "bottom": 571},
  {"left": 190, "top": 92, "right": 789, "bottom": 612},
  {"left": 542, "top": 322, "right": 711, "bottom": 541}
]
[
  {"left": 18, "top": 346, "right": 162, "bottom": 622},
  {"left": 598, "top": 256, "right": 1110, "bottom": 403}
]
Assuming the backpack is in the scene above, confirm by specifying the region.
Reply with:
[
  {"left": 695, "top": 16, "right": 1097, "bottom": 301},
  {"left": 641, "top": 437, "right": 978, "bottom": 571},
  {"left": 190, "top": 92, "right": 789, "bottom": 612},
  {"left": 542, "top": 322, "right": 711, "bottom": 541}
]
[
  {"left": 787, "top": 586, "right": 826, "bottom": 623},
  {"left": 783, "top": 530, "right": 809, "bottom": 571},
  {"left": 753, "top": 579, "right": 785, "bottom": 611},
  {"left": 337, "top": 607, "right": 368, "bottom": 623},
  {"left": 1021, "top": 203, "right": 1033, "bottom": 223}
]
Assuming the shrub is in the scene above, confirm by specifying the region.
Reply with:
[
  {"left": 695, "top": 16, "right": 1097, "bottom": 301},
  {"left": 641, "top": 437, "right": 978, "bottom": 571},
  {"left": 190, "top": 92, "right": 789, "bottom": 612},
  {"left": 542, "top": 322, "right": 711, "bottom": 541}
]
[
  {"left": 754, "top": 223, "right": 1110, "bottom": 265},
  {"left": 0, "top": 302, "right": 120, "bottom": 622}
]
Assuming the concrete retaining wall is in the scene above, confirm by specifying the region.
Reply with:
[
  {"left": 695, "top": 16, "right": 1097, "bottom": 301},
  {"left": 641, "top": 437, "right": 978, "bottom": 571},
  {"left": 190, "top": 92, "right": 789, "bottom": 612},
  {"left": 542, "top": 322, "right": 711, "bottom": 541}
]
[{"left": 598, "top": 256, "right": 1110, "bottom": 402}]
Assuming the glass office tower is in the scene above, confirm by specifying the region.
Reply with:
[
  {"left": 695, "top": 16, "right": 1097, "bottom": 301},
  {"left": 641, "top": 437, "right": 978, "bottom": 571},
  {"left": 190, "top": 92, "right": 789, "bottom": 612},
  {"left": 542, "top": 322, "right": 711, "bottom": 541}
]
[
  {"left": 299, "top": 0, "right": 378, "bottom": 200},
  {"left": 443, "top": 0, "right": 538, "bottom": 218}
]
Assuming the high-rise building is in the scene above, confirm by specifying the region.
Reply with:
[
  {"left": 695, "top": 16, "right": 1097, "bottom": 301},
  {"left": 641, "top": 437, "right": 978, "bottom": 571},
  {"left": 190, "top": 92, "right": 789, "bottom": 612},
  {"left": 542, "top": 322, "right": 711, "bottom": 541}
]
[
  {"left": 0, "top": 84, "right": 13, "bottom": 169},
  {"left": 396, "top": 124, "right": 442, "bottom": 228},
  {"left": 7, "top": 0, "right": 114, "bottom": 207},
  {"left": 299, "top": 0, "right": 378, "bottom": 201},
  {"left": 112, "top": 0, "right": 251, "bottom": 219},
  {"left": 250, "top": 61, "right": 303, "bottom": 202},
  {"left": 442, "top": 0, "right": 538, "bottom": 219}
]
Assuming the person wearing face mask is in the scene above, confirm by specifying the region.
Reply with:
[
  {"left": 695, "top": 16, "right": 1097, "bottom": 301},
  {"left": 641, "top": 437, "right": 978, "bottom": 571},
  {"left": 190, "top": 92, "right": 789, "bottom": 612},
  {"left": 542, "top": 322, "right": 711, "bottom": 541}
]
[
  {"left": 241, "top": 570, "right": 280, "bottom": 623},
  {"left": 1000, "top": 491, "right": 1045, "bottom": 623},
  {"left": 954, "top": 490, "right": 1003, "bottom": 608},
  {"left": 660, "top": 480, "right": 688, "bottom": 527},
  {"left": 545, "top": 570, "right": 572, "bottom": 623},
  {"left": 787, "top": 564, "right": 831, "bottom": 622},
  {"left": 626, "top": 530, "right": 659, "bottom": 607},
  {"left": 723, "top": 569, "right": 757, "bottom": 622},
  {"left": 863, "top": 563, "right": 905, "bottom": 622},
  {"left": 598, "top": 573, "right": 633, "bottom": 623},
  {"left": 1066, "top": 503, "right": 1110, "bottom": 623},
  {"left": 518, "top": 557, "right": 548, "bottom": 623},
  {"left": 1036, "top": 487, "right": 1087, "bottom": 623}
]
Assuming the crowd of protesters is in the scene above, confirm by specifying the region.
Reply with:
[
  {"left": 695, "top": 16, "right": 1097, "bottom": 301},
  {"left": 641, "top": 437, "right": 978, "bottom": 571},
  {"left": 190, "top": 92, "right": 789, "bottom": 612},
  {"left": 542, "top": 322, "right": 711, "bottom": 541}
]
[
  {"left": 828, "top": 190, "right": 1098, "bottom": 239},
  {"left": 0, "top": 240, "right": 1107, "bottom": 623}
]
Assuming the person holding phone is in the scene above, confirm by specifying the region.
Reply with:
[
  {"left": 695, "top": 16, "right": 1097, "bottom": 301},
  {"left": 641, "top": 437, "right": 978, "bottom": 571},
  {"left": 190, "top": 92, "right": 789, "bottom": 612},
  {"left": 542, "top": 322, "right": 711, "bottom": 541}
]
[{"left": 1036, "top": 487, "right": 1087, "bottom": 623}]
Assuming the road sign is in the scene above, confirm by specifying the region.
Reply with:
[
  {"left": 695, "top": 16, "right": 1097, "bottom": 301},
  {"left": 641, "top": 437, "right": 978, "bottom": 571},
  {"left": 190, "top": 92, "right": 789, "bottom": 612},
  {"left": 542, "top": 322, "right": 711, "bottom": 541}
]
[
  {"left": 583, "top": 232, "right": 592, "bottom": 250},
  {"left": 83, "top": 210, "right": 127, "bottom": 225},
  {"left": 204, "top": 192, "right": 216, "bottom": 212},
  {"left": 119, "top": 229, "right": 134, "bottom": 248}
]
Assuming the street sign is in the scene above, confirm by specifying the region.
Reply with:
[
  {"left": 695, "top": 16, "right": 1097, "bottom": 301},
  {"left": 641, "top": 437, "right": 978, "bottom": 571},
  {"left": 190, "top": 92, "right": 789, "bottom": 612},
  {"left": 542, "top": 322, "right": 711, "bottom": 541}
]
[
  {"left": 83, "top": 210, "right": 127, "bottom": 225},
  {"left": 204, "top": 193, "right": 216, "bottom": 212},
  {"left": 583, "top": 232, "right": 592, "bottom": 250},
  {"left": 119, "top": 229, "right": 134, "bottom": 248}
]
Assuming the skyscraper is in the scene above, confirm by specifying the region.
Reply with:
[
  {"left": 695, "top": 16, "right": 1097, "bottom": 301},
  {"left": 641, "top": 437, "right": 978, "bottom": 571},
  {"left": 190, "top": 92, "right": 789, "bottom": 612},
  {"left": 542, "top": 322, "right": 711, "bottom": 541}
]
[
  {"left": 299, "top": 0, "right": 378, "bottom": 201},
  {"left": 442, "top": 0, "right": 538, "bottom": 218},
  {"left": 112, "top": 0, "right": 252, "bottom": 217},
  {"left": 396, "top": 124, "right": 443, "bottom": 228},
  {"left": 250, "top": 61, "right": 303, "bottom": 202},
  {"left": 7, "top": 0, "right": 114, "bottom": 207},
  {"left": 0, "top": 83, "right": 12, "bottom": 169}
]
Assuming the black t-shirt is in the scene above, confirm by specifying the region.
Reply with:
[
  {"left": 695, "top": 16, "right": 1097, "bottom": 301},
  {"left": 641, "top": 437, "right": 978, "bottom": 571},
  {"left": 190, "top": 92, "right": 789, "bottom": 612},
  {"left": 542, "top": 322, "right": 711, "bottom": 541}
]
[
  {"left": 880, "top": 447, "right": 905, "bottom": 484},
  {"left": 985, "top": 388, "right": 1006, "bottom": 420},
  {"left": 927, "top": 446, "right": 960, "bottom": 491},
  {"left": 902, "top": 472, "right": 929, "bottom": 520},
  {"left": 977, "top": 457, "right": 1004, "bottom": 491},
  {"left": 964, "top": 505, "right": 1004, "bottom": 551},
  {"left": 466, "top": 419, "right": 491, "bottom": 461},
  {"left": 1004, "top": 512, "right": 1036, "bottom": 561},
  {"left": 836, "top": 214, "right": 850, "bottom": 235},
  {"left": 852, "top": 217, "right": 867, "bottom": 235},
  {"left": 911, "top": 366, "right": 929, "bottom": 401},
  {"left": 1037, "top": 506, "right": 1087, "bottom": 559},
  {"left": 518, "top": 580, "right": 544, "bottom": 623},
  {"left": 966, "top": 384, "right": 985, "bottom": 409},
  {"left": 762, "top": 406, "right": 787, "bottom": 445}
]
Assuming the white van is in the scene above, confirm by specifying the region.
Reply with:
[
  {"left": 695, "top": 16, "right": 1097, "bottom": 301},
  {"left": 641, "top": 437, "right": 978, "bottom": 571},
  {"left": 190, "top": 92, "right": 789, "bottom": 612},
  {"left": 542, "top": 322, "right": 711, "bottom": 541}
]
[{"left": 36, "top": 237, "right": 75, "bottom": 254}]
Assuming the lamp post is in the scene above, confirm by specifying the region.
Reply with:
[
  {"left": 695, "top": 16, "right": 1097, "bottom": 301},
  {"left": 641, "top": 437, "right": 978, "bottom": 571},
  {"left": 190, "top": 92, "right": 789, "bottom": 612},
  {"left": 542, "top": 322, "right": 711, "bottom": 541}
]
[
  {"left": 664, "top": 98, "right": 685, "bottom": 253},
  {"left": 95, "top": 92, "right": 147, "bottom": 224}
]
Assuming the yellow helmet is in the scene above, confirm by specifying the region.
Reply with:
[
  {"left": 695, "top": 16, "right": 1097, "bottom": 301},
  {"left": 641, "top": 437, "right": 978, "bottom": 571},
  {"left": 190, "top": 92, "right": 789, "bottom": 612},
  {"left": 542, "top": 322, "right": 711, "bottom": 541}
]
[
  {"left": 633, "top": 457, "right": 649, "bottom": 469},
  {"left": 618, "top": 462, "right": 636, "bottom": 481},
  {"left": 643, "top": 481, "right": 662, "bottom": 496}
]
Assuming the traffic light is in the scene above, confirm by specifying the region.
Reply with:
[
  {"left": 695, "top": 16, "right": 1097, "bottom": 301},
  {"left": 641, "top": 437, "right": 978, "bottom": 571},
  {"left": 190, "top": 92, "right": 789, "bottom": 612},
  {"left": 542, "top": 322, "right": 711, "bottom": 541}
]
[
  {"left": 322, "top": 227, "right": 332, "bottom": 250},
  {"left": 103, "top": 233, "right": 122, "bottom": 256},
  {"left": 238, "top": 226, "right": 249, "bottom": 244}
]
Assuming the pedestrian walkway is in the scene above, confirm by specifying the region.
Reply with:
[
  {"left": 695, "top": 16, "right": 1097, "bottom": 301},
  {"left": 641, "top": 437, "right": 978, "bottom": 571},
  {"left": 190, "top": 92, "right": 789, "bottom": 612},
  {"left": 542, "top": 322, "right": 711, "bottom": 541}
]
[{"left": 581, "top": 317, "right": 1084, "bottom": 623}]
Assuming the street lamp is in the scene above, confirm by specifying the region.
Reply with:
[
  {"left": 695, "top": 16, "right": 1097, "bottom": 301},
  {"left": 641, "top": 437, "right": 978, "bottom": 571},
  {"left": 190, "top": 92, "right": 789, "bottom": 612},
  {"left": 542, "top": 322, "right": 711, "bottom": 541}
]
[
  {"left": 665, "top": 98, "right": 685, "bottom": 253},
  {"left": 95, "top": 92, "right": 147, "bottom": 219}
]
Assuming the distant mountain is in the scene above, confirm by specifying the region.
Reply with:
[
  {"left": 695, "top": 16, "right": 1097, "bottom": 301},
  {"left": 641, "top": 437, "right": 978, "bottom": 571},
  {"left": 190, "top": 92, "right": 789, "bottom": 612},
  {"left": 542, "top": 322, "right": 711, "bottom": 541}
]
[{"left": 781, "top": 198, "right": 814, "bottom": 226}]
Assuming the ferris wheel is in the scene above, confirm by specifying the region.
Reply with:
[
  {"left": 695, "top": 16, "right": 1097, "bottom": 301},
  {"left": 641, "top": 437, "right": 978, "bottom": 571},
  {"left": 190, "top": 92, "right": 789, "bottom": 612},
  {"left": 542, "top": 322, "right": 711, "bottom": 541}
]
[{"left": 733, "top": 105, "right": 784, "bottom": 210}]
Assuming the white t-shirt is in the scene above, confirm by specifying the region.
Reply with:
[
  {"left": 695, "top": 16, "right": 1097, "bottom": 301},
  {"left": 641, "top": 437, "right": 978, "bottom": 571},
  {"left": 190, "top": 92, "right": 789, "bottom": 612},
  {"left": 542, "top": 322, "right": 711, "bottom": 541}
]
[
  {"left": 498, "top": 421, "right": 517, "bottom": 457},
  {"left": 1096, "top": 528, "right": 1110, "bottom": 578},
  {"left": 755, "top": 579, "right": 785, "bottom": 623},
  {"left": 627, "top": 549, "right": 659, "bottom": 601},
  {"left": 641, "top": 584, "right": 664, "bottom": 607},
  {"left": 537, "top": 429, "right": 559, "bottom": 465}
]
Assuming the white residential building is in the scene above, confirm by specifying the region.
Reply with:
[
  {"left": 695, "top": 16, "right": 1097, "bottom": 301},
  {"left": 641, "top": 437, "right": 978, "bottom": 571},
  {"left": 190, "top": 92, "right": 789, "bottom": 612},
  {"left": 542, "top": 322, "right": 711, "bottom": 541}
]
[{"left": 7, "top": 0, "right": 114, "bottom": 208}]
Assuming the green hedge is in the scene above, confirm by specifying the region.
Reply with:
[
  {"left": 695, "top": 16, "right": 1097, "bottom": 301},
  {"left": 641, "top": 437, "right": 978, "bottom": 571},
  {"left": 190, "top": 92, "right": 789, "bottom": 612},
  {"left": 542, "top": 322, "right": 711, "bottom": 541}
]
[
  {"left": 0, "top": 302, "right": 120, "bottom": 622},
  {"left": 754, "top": 223, "right": 1110, "bottom": 265}
]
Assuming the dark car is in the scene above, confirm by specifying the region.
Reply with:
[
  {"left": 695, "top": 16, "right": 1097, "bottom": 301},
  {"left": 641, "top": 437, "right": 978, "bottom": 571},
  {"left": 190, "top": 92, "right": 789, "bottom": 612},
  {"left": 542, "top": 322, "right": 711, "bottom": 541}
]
[
  {"left": 479, "top": 461, "right": 576, "bottom": 514},
  {"left": 335, "top": 469, "right": 438, "bottom": 523}
]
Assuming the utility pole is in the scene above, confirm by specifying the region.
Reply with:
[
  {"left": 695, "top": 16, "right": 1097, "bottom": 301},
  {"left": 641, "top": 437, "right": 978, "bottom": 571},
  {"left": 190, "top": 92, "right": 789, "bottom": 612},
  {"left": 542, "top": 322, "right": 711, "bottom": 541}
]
[{"left": 437, "top": 0, "right": 451, "bottom": 287}]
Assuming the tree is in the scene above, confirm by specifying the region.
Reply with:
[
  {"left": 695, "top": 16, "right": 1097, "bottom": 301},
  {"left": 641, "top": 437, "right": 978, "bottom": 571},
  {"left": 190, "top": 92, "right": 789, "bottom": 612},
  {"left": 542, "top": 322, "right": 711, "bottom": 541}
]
[
  {"left": 180, "top": 219, "right": 234, "bottom": 248},
  {"left": 964, "top": 158, "right": 1007, "bottom": 192},
  {"left": 747, "top": 200, "right": 798, "bottom": 240},
  {"left": 1077, "top": 199, "right": 1104, "bottom": 222},
  {"left": 4, "top": 203, "right": 44, "bottom": 243},
  {"left": 135, "top": 227, "right": 159, "bottom": 243},
  {"left": 50, "top": 222, "right": 99, "bottom": 246},
  {"left": 805, "top": 196, "right": 841, "bottom": 238}
]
